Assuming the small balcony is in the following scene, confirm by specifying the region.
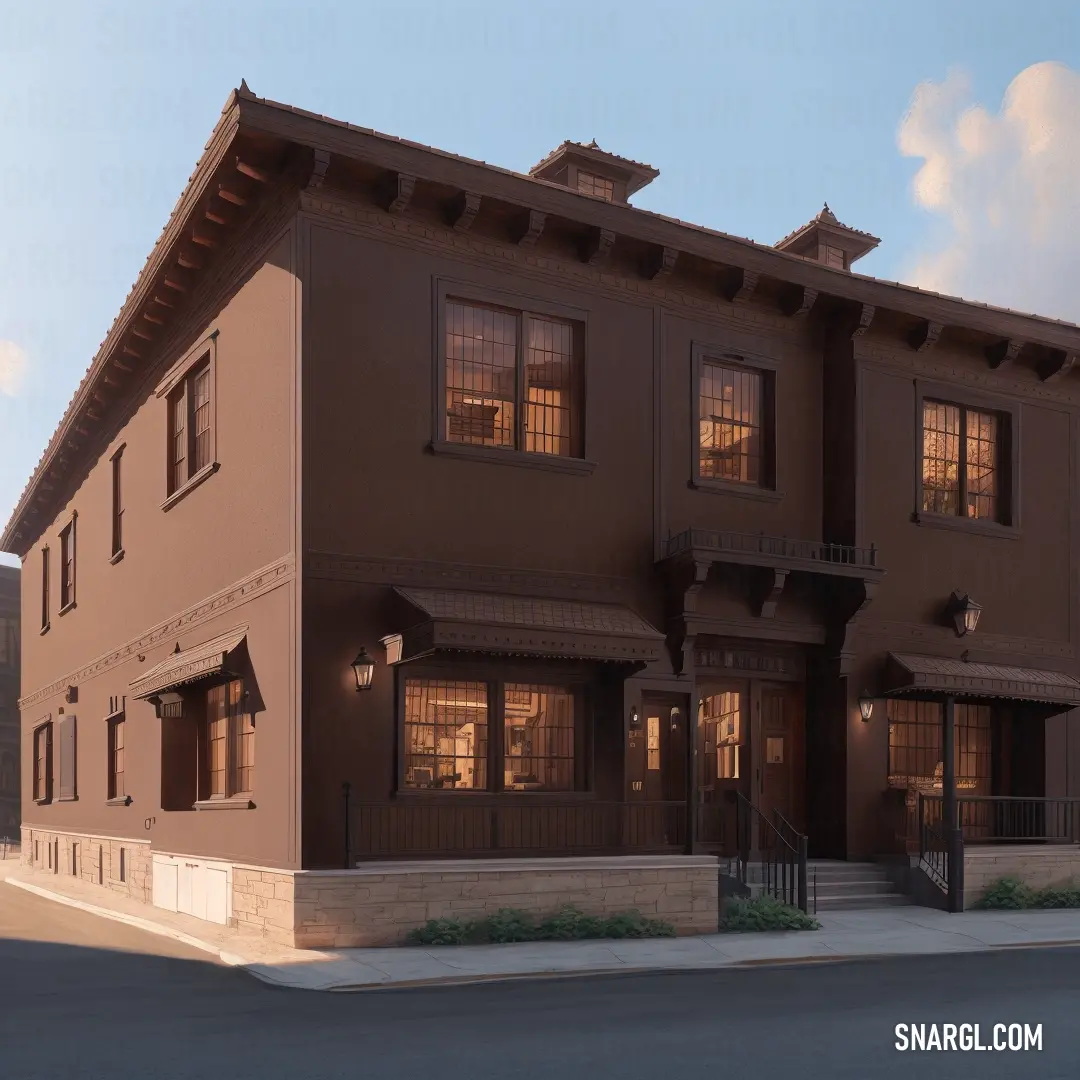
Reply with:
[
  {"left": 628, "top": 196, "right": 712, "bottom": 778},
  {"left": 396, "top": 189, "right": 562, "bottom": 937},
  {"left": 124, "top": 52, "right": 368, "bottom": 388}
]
[{"left": 661, "top": 529, "right": 879, "bottom": 576}]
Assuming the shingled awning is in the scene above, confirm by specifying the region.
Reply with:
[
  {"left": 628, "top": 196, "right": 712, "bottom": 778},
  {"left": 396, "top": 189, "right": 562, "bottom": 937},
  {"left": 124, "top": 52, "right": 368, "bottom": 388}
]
[
  {"left": 129, "top": 626, "right": 248, "bottom": 700},
  {"left": 884, "top": 653, "right": 1080, "bottom": 706},
  {"left": 385, "top": 587, "right": 664, "bottom": 665}
]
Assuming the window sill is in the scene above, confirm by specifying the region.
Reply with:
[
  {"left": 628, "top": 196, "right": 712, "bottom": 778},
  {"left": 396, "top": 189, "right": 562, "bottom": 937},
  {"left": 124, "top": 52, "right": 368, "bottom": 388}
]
[
  {"left": 106, "top": 796, "right": 132, "bottom": 806},
  {"left": 429, "top": 441, "right": 597, "bottom": 476},
  {"left": 194, "top": 797, "right": 254, "bottom": 811},
  {"left": 689, "top": 477, "right": 784, "bottom": 503},
  {"left": 57, "top": 795, "right": 78, "bottom": 802},
  {"left": 39, "top": 623, "right": 50, "bottom": 636},
  {"left": 393, "top": 790, "right": 595, "bottom": 801},
  {"left": 58, "top": 601, "right": 76, "bottom": 617},
  {"left": 109, "top": 548, "right": 125, "bottom": 565},
  {"left": 33, "top": 797, "right": 51, "bottom": 805},
  {"left": 912, "top": 512, "right": 1020, "bottom": 540},
  {"left": 160, "top": 461, "right": 220, "bottom": 512}
]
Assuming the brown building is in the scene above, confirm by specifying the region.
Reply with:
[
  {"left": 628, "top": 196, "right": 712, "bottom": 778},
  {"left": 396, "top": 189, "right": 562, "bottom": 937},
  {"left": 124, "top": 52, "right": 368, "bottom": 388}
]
[
  {"left": 0, "top": 565, "right": 19, "bottom": 840},
  {"left": 6, "top": 84, "right": 1080, "bottom": 944}
]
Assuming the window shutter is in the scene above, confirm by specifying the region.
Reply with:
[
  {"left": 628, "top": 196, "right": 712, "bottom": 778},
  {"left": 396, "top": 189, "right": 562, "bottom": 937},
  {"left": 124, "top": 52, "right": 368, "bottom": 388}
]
[{"left": 58, "top": 716, "right": 76, "bottom": 800}]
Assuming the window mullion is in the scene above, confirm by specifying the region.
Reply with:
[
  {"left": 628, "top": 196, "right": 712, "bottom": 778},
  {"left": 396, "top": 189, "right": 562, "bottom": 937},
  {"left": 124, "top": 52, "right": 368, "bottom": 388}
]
[
  {"left": 185, "top": 375, "right": 196, "bottom": 482},
  {"left": 491, "top": 680, "right": 504, "bottom": 792},
  {"left": 516, "top": 315, "right": 526, "bottom": 451},
  {"left": 958, "top": 407, "right": 969, "bottom": 517}
]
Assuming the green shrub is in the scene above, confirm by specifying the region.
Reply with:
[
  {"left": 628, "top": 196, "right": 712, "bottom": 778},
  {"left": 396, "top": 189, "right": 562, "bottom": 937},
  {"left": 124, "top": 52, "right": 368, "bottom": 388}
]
[
  {"left": 1033, "top": 883, "right": 1080, "bottom": 908},
  {"left": 481, "top": 907, "right": 539, "bottom": 943},
  {"left": 537, "top": 906, "right": 604, "bottom": 940},
  {"left": 597, "top": 910, "right": 677, "bottom": 939},
  {"left": 718, "top": 895, "right": 820, "bottom": 932},
  {"left": 972, "top": 877, "right": 1036, "bottom": 910},
  {"left": 407, "top": 917, "right": 473, "bottom": 946},
  {"left": 406, "top": 906, "right": 677, "bottom": 946}
]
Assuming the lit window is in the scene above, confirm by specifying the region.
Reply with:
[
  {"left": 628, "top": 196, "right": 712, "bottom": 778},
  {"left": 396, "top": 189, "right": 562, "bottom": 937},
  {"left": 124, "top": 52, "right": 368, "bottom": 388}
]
[
  {"left": 698, "top": 360, "right": 771, "bottom": 487},
  {"left": 922, "top": 400, "right": 1003, "bottom": 521}
]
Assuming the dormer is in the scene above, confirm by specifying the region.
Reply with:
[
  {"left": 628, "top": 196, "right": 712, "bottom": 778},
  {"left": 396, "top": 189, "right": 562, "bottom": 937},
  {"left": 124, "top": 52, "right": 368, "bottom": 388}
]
[
  {"left": 529, "top": 140, "right": 659, "bottom": 204},
  {"left": 775, "top": 204, "right": 880, "bottom": 270}
]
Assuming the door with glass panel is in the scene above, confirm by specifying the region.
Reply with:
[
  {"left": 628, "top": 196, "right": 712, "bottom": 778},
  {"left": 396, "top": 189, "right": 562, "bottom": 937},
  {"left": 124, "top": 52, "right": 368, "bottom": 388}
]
[
  {"left": 627, "top": 693, "right": 688, "bottom": 849},
  {"left": 697, "top": 684, "right": 748, "bottom": 852}
]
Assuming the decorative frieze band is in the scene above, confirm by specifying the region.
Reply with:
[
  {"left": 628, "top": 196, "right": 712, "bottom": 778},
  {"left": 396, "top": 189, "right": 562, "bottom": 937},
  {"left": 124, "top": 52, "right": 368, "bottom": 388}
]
[
  {"left": 305, "top": 551, "right": 629, "bottom": 602},
  {"left": 19, "top": 554, "right": 294, "bottom": 710}
]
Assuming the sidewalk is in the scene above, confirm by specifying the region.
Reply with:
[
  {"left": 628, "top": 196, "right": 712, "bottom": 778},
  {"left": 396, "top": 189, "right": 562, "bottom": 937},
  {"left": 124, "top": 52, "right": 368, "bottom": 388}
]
[{"left": 5, "top": 860, "right": 1080, "bottom": 992}]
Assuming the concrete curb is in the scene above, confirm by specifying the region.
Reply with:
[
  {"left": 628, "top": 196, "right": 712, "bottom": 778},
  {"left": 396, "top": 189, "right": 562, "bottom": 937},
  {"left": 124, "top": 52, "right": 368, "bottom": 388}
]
[{"left": 2, "top": 876, "right": 290, "bottom": 988}]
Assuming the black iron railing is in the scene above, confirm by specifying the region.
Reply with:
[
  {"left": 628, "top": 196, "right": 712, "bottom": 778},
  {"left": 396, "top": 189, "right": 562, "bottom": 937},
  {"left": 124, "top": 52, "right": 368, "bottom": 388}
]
[
  {"left": 919, "top": 815, "right": 951, "bottom": 893},
  {"left": 348, "top": 800, "right": 692, "bottom": 862},
  {"left": 734, "top": 793, "right": 809, "bottom": 913},
  {"left": 663, "top": 528, "right": 878, "bottom": 569},
  {"left": 920, "top": 794, "right": 1080, "bottom": 845}
]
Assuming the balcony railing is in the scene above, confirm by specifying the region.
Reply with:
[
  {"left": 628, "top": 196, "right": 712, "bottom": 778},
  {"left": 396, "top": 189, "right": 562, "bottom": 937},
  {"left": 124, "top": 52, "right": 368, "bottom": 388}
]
[
  {"left": 920, "top": 794, "right": 1080, "bottom": 845},
  {"left": 662, "top": 529, "right": 878, "bottom": 569}
]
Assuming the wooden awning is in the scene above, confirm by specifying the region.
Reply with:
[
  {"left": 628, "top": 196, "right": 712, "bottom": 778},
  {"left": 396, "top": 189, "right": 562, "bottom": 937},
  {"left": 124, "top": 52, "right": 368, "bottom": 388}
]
[
  {"left": 129, "top": 626, "right": 248, "bottom": 700},
  {"left": 884, "top": 652, "right": 1080, "bottom": 706},
  {"left": 385, "top": 587, "right": 664, "bottom": 665}
]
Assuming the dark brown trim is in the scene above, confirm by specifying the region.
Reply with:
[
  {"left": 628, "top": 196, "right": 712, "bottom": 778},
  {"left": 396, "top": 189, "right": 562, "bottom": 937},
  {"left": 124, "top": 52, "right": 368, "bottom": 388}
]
[
  {"left": 913, "top": 378, "right": 1022, "bottom": 533},
  {"left": 428, "top": 441, "right": 597, "bottom": 475},
  {"left": 109, "top": 549, "right": 126, "bottom": 565},
  {"left": 58, "top": 601, "right": 77, "bottom": 617},
  {"left": 194, "top": 797, "right": 255, "bottom": 810},
  {"left": 159, "top": 460, "right": 220, "bottom": 511},
  {"left": 691, "top": 343, "right": 779, "bottom": 496}
]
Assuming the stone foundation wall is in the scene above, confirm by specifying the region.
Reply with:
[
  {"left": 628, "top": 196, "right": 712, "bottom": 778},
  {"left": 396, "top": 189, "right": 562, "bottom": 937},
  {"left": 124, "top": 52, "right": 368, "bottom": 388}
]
[
  {"left": 20, "top": 825, "right": 151, "bottom": 904},
  {"left": 964, "top": 846, "right": 1080, "bottom": 908},
  {"left": 232, "top": 855, "right": 720, "bottom": 949}
]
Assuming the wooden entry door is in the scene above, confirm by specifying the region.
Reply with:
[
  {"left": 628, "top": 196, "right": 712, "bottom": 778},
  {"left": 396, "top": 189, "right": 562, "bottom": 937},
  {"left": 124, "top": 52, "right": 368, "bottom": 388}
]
[
  {"left": 626, "top": 693, "right": 688, "bottom": 848},
  {"left": 755, "top": 683, "right": 804, "bottom": 835},
  {"left": 697, "top": 682, "right": 749, "bottom": 852}
]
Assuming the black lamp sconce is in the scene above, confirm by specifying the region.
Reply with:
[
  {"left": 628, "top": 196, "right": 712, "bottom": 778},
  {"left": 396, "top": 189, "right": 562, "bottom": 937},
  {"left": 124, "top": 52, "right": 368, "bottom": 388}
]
[
  {"left": 351, "top": 648, "right": 375, "bottom": 691},
  {"left": 946, "top": 591, "right": 982, "bottom": 637},
  {"left": 858, "top": 692, "right": 874, "bottom": 723}
]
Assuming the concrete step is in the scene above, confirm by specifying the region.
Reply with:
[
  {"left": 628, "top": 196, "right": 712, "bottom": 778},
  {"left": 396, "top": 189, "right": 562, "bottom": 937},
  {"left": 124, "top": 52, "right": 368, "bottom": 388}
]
[
  {"left": 809, "top": 878, "right": 897, "bottom": 896},
  {"left": 813, "top": 893, "right": 911, "bottom": 912}
]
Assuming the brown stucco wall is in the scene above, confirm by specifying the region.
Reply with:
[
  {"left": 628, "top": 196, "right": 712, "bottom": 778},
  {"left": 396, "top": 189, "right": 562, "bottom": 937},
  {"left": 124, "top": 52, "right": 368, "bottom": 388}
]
[{"left": 19, "top": 220, "right": 302, "bottom": 871}]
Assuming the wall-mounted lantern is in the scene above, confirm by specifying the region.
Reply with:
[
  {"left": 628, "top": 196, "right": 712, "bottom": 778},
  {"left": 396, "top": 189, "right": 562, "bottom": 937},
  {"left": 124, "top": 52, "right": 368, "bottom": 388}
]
[
  {"left": 350, "top": 648, "right": 375, "bottom": 691},
  {"left": 858, "top": 692, "right": 875, "bottom": 723},
  {"left": 628, "top": 706, "right": 641, "bottom": 730},
  {"left": 948, "top": 591, "right": 982, "bottom": 637}
]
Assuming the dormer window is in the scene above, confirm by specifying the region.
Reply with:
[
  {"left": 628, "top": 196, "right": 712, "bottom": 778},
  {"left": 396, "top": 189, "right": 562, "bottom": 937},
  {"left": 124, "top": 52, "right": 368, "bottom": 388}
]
[
  {"left": 824, "top": 245, "right": 846, "bottom": 269},
  {"left": 577, "top": 172, "right": 615, "bottom": 201}
]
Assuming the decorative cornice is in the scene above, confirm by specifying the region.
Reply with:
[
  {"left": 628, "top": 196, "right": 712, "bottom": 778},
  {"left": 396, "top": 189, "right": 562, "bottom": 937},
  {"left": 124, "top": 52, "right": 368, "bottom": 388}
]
[
  {"left": 387, "top": 173, "right": 416, "bottom": 215},
  {"left": 516, "top": 209, "right": 546, "bottom": 248},
  {"left": 449, "top": 191, "right": 481, "bottom": 232},
  {"left": 18, "top": 554, "right": 294, "bottom": 710},
  {"left": 304, "top": 551, "right": 629, "bottom": 602},
  {"left": 909, "top": 320, "right": 943, "bottom": 353},
  {"left": 851, "top": 304, "right": 875, "bottom": 338}
]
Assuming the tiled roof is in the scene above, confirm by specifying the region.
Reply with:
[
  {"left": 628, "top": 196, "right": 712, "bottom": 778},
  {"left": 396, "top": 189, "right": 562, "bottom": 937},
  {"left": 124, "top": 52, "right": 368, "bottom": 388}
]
[
  {"left": 887, "top": 652, "right": 1080, "bottom": 704},
  {"left": 395, "top": 587, "right": 662, "bottom": 638},
  {"left": 776, "top": 203, "right": 881, "bottom": 248},
  {"left": 129, "top": 625, "right": 248, "bottom": 699},
  {"left": 529, "top": 139, "right": 659, "bottom": 178}
]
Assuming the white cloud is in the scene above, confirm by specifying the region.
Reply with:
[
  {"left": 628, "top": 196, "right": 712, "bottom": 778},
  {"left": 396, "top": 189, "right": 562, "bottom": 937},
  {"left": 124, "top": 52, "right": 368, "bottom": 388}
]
[
  {"left": 0, "top": 340, "right": 28, "bottom": 396},
  {"left": 898, "top": 62, "right": 1080, "bottom": 322}
]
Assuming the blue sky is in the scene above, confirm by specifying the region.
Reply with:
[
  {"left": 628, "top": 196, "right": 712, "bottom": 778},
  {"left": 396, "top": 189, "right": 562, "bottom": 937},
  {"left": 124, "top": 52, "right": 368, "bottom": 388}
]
[{"left": 2, "top": 0, "right": 1079, "bottom": 567}]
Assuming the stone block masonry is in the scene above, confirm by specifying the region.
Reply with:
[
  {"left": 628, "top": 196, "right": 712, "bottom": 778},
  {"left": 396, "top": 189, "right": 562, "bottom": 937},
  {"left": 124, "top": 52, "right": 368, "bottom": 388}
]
[
  {"left": 232, "top": 855, "right": 720, "bottom": 949},
  {"left": 20, "top": 825, "right": 151, "bottom": 904},
  {"left": 963, "top": 846, "right": 1080, "bottom": 909}
]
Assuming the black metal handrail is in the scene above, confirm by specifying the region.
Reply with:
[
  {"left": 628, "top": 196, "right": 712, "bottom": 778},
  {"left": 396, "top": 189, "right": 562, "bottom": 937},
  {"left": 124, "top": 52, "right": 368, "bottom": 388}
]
[
  {"left": 919, "top": 815, "right": 951, "bottom": 892},
  {"left": 735, "top": 793, "right": 808, "bottom": 913},
  {"left": 663, "top": 528, "right": 878, "bottom": 569},
  {"left": 920, "top": 794, "right": 1080, "bottom": 844}
]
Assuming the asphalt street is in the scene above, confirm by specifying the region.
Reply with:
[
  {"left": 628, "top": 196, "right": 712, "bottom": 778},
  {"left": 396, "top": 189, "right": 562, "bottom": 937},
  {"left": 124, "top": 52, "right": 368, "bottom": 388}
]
[{"left": 1, "top": 880, "right": 1077, "bottom": 1080}]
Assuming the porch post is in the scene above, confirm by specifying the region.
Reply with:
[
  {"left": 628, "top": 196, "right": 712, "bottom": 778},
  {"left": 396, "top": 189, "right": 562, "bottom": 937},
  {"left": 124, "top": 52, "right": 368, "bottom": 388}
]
[
  {"left": 942, "top": 695, "right": 964, "bottom": 912},
  {"left": 685, "top": 691, "right": 698, "bottom": 854}
]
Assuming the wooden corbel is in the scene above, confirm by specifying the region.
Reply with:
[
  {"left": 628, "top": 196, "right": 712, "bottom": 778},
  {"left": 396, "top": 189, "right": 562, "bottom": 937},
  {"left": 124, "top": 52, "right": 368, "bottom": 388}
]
[
  {"left": 780, "top": 285, "right": 819, "bottom": 320},
  {"left": 583, "top": 227, "right": 616, "bottom": 266},
  {"left": 1039, "top": 350, "right": 1077, "bottom": 383},
  {"left": 236, "top": 159, "right": 269, "bottom": 183},
  {"left": 515, "top": 209, "right": 546, "bottom": 247},
  {"left": 756, "top": 568, "right": 790, "bottom": 619},
  {"left": 217, "top": 186, "right": 247, "bottom": 206},
  {"left": 725, "top": 268, "right": 760, "bottom": 303},
  {"left": 644, "top": 246, "right": 678, "bottom": 281},
  {"left": 985, "top": 339, "right": 1023, "bottom": 370},
  {"left": 908, "top": 320, "right": 943, "bottom": 353},
  {"left": 306, "top": 149, "right": 331, "bottom": 191},
  {"left": 387, "top": 173, "right": 416, "bottom": 214},
  {"left": 850, "top": 304, "right": 875, "bottom": 339},
  {"left": 448, "top": 191, "right": 481, "bottom": 232}
]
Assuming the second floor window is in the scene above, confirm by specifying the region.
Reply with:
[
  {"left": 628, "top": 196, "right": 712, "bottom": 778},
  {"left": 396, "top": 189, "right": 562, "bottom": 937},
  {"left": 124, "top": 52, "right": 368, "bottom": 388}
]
[
  {"left": 40, "top": 546, "right": 49, "bottom": 630},
  {"left": 922, "top": 400, "right": 1005, "bottom": 522},
  {"left": 108, "top": 713, "right": 126, "bottom": 801},
  {"left": 59, "top": 518, "right": 76, "bottom": 611},
  {"left": 167, "top": 356, "right": 213, "bottom": 495},
  {"left": 444, "top": 300, "right": 583, "bottom": 458},
  {"left": 33, "top": 722, "right": 52, "bottom": 802},
  {"left": 111, "top": 447, "right": 124, "bottom": 557},
  {"left": 698, "top": 358, "right": 772, "bottom": 487},
  {"left": 205, "top": 679, "right": 254, "bottom": 798}
]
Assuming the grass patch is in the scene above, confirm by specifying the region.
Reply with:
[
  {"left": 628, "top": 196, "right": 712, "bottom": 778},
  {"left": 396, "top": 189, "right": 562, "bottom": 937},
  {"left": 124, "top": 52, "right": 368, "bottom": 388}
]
[
  {"left": 406, "top": 906, "right": 676, "bottom": 946},
  {"left": 973, "top": 876, "right": 1080, "bottom": 910},
  {"left": 718, "top": 895, "right": 820, "bottom": 932}
]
